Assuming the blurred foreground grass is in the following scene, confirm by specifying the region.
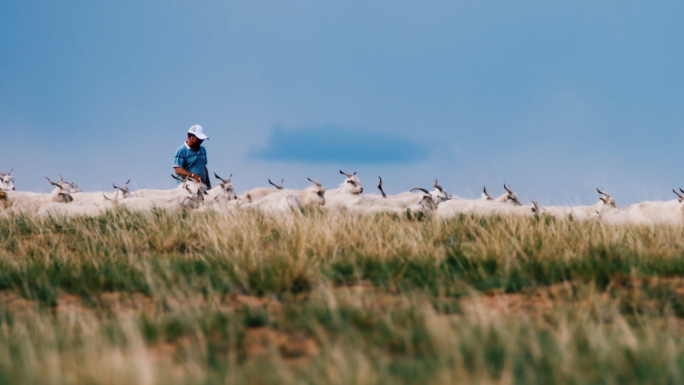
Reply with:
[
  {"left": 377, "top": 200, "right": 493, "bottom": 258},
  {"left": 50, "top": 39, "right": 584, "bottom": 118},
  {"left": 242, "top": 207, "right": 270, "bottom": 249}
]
[{"left": 1, "top": 209, "right": 684, "bottom": 384}]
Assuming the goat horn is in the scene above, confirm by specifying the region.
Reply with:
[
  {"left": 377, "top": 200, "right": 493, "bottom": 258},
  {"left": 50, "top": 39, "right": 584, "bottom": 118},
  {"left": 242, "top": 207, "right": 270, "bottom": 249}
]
[
  {"left": 504, "top": 183, "right": 513, "bottom": 194},
  {"left": 268, "top": 178, "right": 283, "bottom": 189},
  {"left": 214, "top": 172, "right": 227, "bottom": 183},
  {"left": 353, "top": 172, "right": 357, "bottom": 176},
  {"left": 171, "top": 174, "right": 183, "bottom": 181},
  {"left": 410, "top": 187, "right": 430, "bottom": 194},
  {"left": 0, "top": 171, "right": 5, "bottom": 177},
  {"left": 483, "top": 186, "right": 492, "bottom": 199},
  {"left": 674, "top": 189, "right": 684, "bottom": 202},
  {"left": 102, "top": 192, "right": 112, "bottom": 201},
  {"left": 307, "top": 177, "right": 322, "bottom": 187},
  {"left": 532, "top": 199, "right": 539, "bottom": 210},
  {"left": 7, "top": 169, "right": 12, "bottom": 176},
  {"left": 45, "top": 177, "right": 59, "bottom": 186},
  {"left": 679, "top": 188, "right": 684, "bottom": 194},
  {"left": 433, "top": 179, "right": 444, "bottom": 192},
  {"left": 339, "top": 170, "right": 352, "bottom": 178},
  {"left": 597, "top": 188, "right": 611, "bottom": 198},
  {"left": 378, "top": 176, "right": 387, "bottom": 198}
]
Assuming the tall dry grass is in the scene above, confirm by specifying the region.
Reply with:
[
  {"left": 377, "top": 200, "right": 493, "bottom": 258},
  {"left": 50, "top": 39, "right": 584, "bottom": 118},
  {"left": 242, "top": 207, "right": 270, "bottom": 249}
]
[{"left": 1, "top": 208, "right": 684, "bottom": 384}]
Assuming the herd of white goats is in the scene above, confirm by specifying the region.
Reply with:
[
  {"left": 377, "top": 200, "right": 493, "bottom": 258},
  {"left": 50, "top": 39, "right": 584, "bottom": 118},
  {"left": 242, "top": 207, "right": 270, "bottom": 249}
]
[{"left": 1, "top": 169, "right": 684, "bottom": 225}]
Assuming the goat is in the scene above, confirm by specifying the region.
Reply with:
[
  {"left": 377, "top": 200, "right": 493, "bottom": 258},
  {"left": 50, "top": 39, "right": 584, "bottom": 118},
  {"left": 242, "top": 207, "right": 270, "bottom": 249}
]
[
  {"left": 241, "top": 178, "right": 326, "bottom": 214},
  {"left": 539, "top": 189, "right": 618, "bottom": 221},
  {"left": 179, "top": 185, "right": 205, "bottom": 209},
  {"left": 45, "top": 176, "right": 80, "bottom": 193},
  {"left": 4, "top": 180, "right": 74, "bottom": 215},
  {"left": 481, "top": 184, "right": 522, "bottom": 206},
  {"left": 618, "top": 189, "right": 684, "bottom": 226},
  {"left": 239, "top": 184, "right": 281, "bottom": 203},
  {"left": 325, "top": 170, "right": 364, "bottom": 196},
  {"left": 132, "top": 175, "right": 204, "bottom": 198},
  {"left": 206, "top": 172, "right": 238, "bottom": 203},
  {"left": 0, "top": 169, "right": 15, "bottom": 191},
  {"left": 299, "top": 178, "right": 326, "bottom": 207},
  {"left": 44, "top": 177, "right": 75, "bottom": 203},
  {"left": 335, "top": 177, "right": 437, "bottom": 213},
  {"left": 431, "top": 179, "right": 453, "bottom": 203}
]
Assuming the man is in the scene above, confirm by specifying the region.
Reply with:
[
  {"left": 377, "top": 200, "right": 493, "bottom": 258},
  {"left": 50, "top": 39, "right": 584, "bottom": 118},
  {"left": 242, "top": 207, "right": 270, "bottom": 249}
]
[{"left": 173, "top": 124, "right": 211, "bottom": 189}]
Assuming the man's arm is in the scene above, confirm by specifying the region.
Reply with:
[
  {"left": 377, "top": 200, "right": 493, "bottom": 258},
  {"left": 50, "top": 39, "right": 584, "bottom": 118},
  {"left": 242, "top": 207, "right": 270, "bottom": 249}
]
[
  {"left": 173, "top": 167, "right": 202, "bottom": 183},
  {"left": 205, "top": 166, "right": 212, "bottom": 189}
]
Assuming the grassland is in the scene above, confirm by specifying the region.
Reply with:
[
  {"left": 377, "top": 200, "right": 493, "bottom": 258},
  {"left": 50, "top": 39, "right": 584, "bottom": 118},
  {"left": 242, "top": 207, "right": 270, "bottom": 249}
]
[{"left": 1, "top": 208, "right": 684, "bottom": 384}]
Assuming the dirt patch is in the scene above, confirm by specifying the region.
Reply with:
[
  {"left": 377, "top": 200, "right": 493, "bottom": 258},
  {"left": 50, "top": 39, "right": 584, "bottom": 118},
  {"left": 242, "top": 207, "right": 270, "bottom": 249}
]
[
  {"left": 242, "top": 327, "right": 319, "bottom": 363},
  {"left": 222, "top": 294, "right": 282, "bottom": 314},
  {"left": 0, "top": 291, "right": 35, "bottom": 312},
  {"left": 459, "top": 284, "right": 574, "bottom": 318}
]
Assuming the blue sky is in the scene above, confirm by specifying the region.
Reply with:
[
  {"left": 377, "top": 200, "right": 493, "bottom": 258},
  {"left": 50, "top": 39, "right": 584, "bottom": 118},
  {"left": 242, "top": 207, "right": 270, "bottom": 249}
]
[{"left": 1, "top": 1, "right": 683, "bottom": 205}]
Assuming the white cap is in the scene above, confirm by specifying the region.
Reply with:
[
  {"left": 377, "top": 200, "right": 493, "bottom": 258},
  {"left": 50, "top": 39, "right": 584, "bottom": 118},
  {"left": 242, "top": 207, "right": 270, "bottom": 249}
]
[{"left": 188, "top": 124, "right": 209, "bottom": 140}]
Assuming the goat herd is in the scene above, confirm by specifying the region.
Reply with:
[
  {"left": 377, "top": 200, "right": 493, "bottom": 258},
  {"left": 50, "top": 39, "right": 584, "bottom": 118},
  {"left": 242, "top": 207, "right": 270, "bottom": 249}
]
[{"left": 1, "top": 169, "right": 683, "bottom": 226}]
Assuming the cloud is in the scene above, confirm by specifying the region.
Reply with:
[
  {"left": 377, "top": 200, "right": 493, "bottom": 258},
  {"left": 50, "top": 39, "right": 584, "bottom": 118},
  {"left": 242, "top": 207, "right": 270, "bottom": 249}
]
[{"left": 250, "top": 126, "right": 430, "bottom": 164}]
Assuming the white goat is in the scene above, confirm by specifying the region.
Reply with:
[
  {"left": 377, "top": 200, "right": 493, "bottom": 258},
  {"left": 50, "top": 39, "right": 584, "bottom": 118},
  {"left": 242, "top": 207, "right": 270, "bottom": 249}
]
[
  {"left": 206, "top": 172, "right": 238, "bottom": 204},
  {"left": 325, "top": 170, "right": 364, "bottom": 196},
  {"left": 540, "top": 189, "right": 619, "bottom": 221},
  {"left": 239, "top": 181, "right": 281, "bottom": 203},
  {"left": 241, "top": 178, "right": 326, "bottom": 214},
  {"left": 4, "top": 181, "right": 74, "bottom": 215},
  {"left": 45, "top": 176, "right": 80, "bottom": 193},
  {"left": 481, "top": 184, "right": 522, "bottom": 206},
  {"left": 0, "top": 170, "right": 15, "bottom": 191},
  {"left": 617, "top": 189, "right": 684, "bottom": 226},
  {"left": 335, "top": 177, "right": 437, "bottom": 214},
  {"left": 431, "top": 179, "right": 453, "bottom": 203}
]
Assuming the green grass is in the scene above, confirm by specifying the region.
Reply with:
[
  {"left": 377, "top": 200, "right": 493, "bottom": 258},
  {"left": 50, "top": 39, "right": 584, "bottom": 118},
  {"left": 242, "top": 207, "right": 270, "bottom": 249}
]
[{"left": 1, "top": 209, "right": 684, "bottom": 384}]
